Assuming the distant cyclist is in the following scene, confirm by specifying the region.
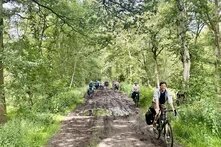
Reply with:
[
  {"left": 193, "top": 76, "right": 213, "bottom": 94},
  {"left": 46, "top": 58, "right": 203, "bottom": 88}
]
[
  {"left": 104, "top": 81, "right": 109, "bottom": 89},
  {"left": 131, "top": 82, "right": 140, "bottom": 102},
  {"left": 87, "top": 81, "right": 94, "bottom": 97},
  {"left": 95, "top": 80, "right": 100, "bottom": 89},
  {"left": 113, "top": 81, "right": 120, "bottom": 91}
]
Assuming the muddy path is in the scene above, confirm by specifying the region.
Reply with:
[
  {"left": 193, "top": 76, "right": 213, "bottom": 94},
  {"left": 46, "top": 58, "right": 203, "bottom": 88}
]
[{"left": 47, "top": 89, "right": 180, "bottom": 147}]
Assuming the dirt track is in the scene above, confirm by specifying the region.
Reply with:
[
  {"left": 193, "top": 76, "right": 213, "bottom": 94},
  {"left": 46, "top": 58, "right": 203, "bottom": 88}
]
[{"left": 47, "top": 89, "right": 180, "bottom": 147}]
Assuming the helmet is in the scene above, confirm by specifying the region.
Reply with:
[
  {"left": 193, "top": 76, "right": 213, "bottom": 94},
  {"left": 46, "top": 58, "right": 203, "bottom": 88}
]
[{"left": 134, "top": 81, "right": 138, "bottom": 84}]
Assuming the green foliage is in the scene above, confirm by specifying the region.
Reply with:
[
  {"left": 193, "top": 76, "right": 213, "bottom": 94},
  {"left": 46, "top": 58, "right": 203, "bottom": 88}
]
[
  {"left": 173, "top": 100, "right": 221, "bottom": 146},
  {"left": 139, "top": 86, "right": 153, "bottom": 108},
  {"left": 33, "top": 88, "right": 84, "bottom": 113},
  {"left": 0, "top": 87, "right": 84, "bottom": 147},
  {"left": 1, "top": 0, "right": 221, "bottom": 146},
  {"left": 120, "top": 82, "right": 132, "bottom": 96},
  {"left": 0, "top": 114, "right": 59, "bottom": 147},
  {"left": 0, "top": 119, "right": 27, "bottom": 147}
]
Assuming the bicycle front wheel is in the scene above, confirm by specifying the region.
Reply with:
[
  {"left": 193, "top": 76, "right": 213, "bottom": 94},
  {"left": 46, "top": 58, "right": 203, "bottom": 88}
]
[
  {"left": 135, "top": 98, "right": 139, "bottom": 107},
  {"left": 163, "top": 122, "right": 173, "bottom": 147}
]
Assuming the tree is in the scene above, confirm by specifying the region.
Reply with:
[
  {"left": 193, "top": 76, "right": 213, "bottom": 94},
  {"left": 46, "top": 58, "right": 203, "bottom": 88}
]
[
  {"left": 176, "top": 0, "right": 191, "bottom": 91},
  {"left": 191, "top": 0, "right": 221, "bottom": 93},
  {"left": 0, "top": 0, "right": 6, "bottom": 123}
]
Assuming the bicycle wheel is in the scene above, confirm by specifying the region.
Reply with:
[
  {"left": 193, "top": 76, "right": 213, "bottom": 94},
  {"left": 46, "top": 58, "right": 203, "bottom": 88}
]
[
  {"left": 163, "top": 122, "right": 173, "bottom": 147},
  {"left": 153, "top": 125, "right": 160, "bottom": 139},
  {"left": 135, "top": 98, "right": 138, "bottom": 107}
]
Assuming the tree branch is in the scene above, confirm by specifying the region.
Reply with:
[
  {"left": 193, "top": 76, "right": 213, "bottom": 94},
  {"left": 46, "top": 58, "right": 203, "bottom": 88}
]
[
  {"left": 15, "top": 13, "right": 31, "bottom": 19},
  {"left": 31, "top": 0, "right": 88, "bottom": 37},
  {"left": 156, "top": 47, "right": 164, "bottom": 57}
]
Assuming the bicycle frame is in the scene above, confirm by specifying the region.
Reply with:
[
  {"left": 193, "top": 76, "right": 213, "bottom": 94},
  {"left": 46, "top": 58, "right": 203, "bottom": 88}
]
[{"left": 154, "top": 108, "right": 174, "bottom": 147}]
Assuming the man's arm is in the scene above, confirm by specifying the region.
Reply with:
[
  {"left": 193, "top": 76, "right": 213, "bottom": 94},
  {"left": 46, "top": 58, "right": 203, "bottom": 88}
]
[
  {"left": 137, "top": 85, "right": 140, "bottom": 92},
  {"left": 153, "top": 89, "right": 160, "bottom": 114},
  {"left": 167, "top": 91, "right": 176, "bottom": 115},
  {"left": 132, "top": 86, "right": 134, "bottom": 92}
]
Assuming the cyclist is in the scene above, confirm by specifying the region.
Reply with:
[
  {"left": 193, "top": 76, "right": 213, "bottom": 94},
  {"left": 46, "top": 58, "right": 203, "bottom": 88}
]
[
  {"left": 87, "top": 81, "right": 94, "bottom": 96},
  {"left": 131, "top": 82, "right": 140, "bottom": 102},
  {"left": 113, "top": 81, "right": 120, "bottom": 90},
  {"left": 152, "top": 81, "right": 177, "bottom": 127},
  {"left": 104, "top": 81, "right": 109, "bottom": 89},
  {"left": 95, "top": 80, "right": 100, "bottom": 89}
]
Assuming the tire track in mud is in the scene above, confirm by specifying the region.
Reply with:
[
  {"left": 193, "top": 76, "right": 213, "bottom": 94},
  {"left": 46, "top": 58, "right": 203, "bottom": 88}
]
[{"left": 47, "top": 89, "right": 180, "bottom": 147}]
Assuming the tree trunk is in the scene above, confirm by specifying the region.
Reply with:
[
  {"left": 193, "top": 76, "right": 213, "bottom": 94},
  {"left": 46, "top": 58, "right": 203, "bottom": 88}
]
[
  {"left": 128, "top": 50, "right": 132, "bottom": 83},
  {"left": 154, "top": 57, "right": 160, "bottom": 88},
  {"left": 0, "top": 0, "right": 6, "bottom": 123},
  {"left": 152, "top": 46, "right": 160, "bottom": 87},
  {"left": 69, "top": 59, "right": 77, "bottom": 88},
  {"left": 176, "top": 0, "right": 191, "bottom": 91},
  {"left": 214, "top": 0, "right": 221, "bottom": 93}
]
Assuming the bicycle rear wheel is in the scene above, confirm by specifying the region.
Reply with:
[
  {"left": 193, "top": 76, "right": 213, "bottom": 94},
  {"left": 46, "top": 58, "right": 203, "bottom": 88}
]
[{"left": 163, "top": 122, "right": 173, "bottom": 147}]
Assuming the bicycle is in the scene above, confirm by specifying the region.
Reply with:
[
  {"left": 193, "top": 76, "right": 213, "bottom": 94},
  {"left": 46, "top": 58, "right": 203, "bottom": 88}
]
[
  {"left": 87, "top": 87, "right": 94, "bottom": 98},
  {"left": 153, "top": 108, "right": 174, "bottom": 147},
  {"left": 135, "top": 93, "right": 139, "bottom": 107}
]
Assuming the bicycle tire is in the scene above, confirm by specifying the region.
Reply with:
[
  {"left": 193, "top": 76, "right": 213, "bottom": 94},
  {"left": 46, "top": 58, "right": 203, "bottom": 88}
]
[
  {"left": 162, "top": 122, "right": 173, "bottom": 147},
  {"left": 135, "top": 97, "right": 138, "bottom": 107}
]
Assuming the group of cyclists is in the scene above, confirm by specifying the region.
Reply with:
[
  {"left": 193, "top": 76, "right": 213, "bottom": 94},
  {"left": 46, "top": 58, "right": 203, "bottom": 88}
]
[
  {"left": 87, "top": 80, "right": 176, "bottom": 127},
  {"left": 87, "top": 80, "right": 119, "bottom": 93},
  {"left": 87, "top": 80, "right": 141, "bottom": 105}
]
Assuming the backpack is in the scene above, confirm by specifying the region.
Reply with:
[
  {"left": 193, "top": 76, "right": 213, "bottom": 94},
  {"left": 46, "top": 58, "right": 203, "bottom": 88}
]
[{"left": 145, "top": 106, "right": 156, "bottom": 125}]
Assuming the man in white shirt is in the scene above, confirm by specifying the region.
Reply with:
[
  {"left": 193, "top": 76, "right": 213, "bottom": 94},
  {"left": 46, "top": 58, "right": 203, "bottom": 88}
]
[
  {"left": 152, "top": 81, "right": 176, "bottom": 126},
  {"left": 131, "top": 82, "right": 140, "bottom": 102}
]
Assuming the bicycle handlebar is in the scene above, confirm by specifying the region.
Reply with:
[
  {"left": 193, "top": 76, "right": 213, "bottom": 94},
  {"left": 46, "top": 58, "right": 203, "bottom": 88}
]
[
  {"left": 162, "top": 109, "right": 178, "bottom": 116},
  {"left": 164, "top": 110, "right": 174, "bottom": 112}
]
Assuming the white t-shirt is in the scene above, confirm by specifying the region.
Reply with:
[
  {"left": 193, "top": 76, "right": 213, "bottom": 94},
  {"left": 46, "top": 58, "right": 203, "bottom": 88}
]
[
  {"left": 153, "top": 88, "right": 173, "bottom": 104},
  {"left": 132, "top": 84, "right": 140, "bottom": 92}
]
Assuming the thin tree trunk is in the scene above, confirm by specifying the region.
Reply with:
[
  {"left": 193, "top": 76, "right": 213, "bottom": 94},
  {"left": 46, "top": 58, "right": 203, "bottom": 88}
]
[
  {"left": 154, "top": 58, "right": 159, "bottom": 88},
  {"left": 183, "top": 48, "right": 191, "bottom": 82},
  {"left": 214, "top": 29, "right": 220, "bottom": 93},
  {"left": 214, "top": 0, "right": 221, "bottom": 93},
  {"left": 69, "top": 59, "right": 77, "bottom": 88},
  {"left": 128, "top": 50, "right": 132, "bottom": 83},
  {"left": 177, "top": 0, "right": 191, "bottom": 91},
  {"left": 0, "top": 0, "right": 6, "bottom": 123},
  {"left": 142, "top": 51, "right": 151, "bottom": 85}
]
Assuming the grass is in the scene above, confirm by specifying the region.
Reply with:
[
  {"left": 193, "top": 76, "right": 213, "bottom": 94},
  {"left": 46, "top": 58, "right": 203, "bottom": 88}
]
[
  {"left": 173, "top": 119, "right": 221, "bottom": 147},
  {"left": 0, "top": 113, "right": 61, "bottom": 147},
  {"left": 172, "top": 100, "right": 221, "bottom": 147},
  {"left": 0, "top": 87, "right": 85, "bottom": 147}
]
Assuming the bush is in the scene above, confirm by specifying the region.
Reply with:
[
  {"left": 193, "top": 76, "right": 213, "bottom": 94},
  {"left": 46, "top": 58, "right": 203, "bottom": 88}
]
[
  {"left": 49, "top": 88, "right": 84, "bottom": 113},
  {"left": 0, "top": 87, "right": 85, "bottom": 147},
  {"left": 120, "top": 82, "right": 132, "bottom": 96},
  {"left": 33, "top": 87, "right": 84, "bottom": 113},
  {"left": 139, "top": 86, "right": 154, "bottom": 108},
  {"left": 173, "top": 99, "right": 221, "bottom": 146},
  {"left": 0, "top": 113, "right": 57, "bottom": 147}
]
